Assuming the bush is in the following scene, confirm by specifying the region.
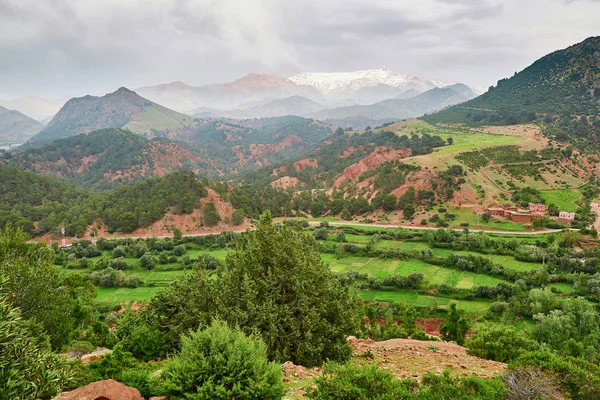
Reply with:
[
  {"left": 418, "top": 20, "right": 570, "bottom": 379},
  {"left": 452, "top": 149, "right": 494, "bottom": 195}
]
[
  {"left": 121, "top": 369, "right": 156, "bottom": 399},
  {"left": 232, "top": 209, "right": 245, "bottom": 225},
  {"left": 139, "top": 254, "right": 156, "bottom": 270},
  {"left": 112, "top": 245, "right": 127, "bottom": 258},
  {"left": 336, "top": 231, "right": 347, "bottom": 242},
  {"left": 63, "top": 340, "right": 95, "bottom": 358},
  {"left": 510, "top": 351, "right": 600, "bottom": 400},
  {"left": 125, "top": 275, "right": 143, "bottom": 288},
  {"left": 313, "top": 227, "right": 328, "bottom": 240},
  {"left": 466, "top": 323, "right": 538, "bottom": 362},
  {"left": 121, "top": 325, "right": 166, "bottom": 361},
  {"left": 162, "top": 320, "right": 283, "bottom": 399},
  {"left": 0, "top": 297, "right": 73, "bottom": 399},
  {"left": 308, "top": 363, "right": 414, "bottom": 399},
  {"left": 503, "top": 368, "right": 560, "bottom": 400}
]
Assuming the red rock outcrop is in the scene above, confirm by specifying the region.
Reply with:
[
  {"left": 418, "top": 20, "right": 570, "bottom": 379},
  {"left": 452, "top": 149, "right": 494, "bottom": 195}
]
[{"left": 53, "top": 379, "right": 143, "bottom": 400}]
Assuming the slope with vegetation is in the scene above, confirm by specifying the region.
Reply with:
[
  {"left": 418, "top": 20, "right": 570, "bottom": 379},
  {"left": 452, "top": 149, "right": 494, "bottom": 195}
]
[
  {"left": 25, "top": 87, "right": 197, "bottom": 147},
  {"left": 424, "top": 36, "right": 600, "bottom": 150},
  {"left": 3, "top": 129, "right": 204, "bottom": 189},
  {"left": 0, "top": 106, "right": 43, "bottom": 145}
]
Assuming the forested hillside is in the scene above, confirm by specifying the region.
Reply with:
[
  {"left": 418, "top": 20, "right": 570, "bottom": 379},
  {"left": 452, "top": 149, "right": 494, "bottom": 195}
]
[
  {"left": 217, "top": 126, "right": 458, "bottom": 220},
  {"left": 6, "top": 117, "right": 333, "bottom": 186},
  {"left": 424, "top": 36, "right": 600, "bottom": 149},
  {"left": 0, "top": 166, "right": 208, "bottom": 237},
  {"left": 3, "top": 129, "right": 205, "bottom": 189}
]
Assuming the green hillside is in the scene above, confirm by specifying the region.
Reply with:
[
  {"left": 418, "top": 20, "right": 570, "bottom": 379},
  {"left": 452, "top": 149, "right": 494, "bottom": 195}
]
[
  {"left": 0, "top": 106, "right": 43, "bottom": 145},
  {"left": 3, "top": 128, "right": 204, "bottom": 189},
  {"left": 424, "top": 36, "right": 600, "bottom": 149},
  {"left": 0, "top": 165, "right": 207, "bottom": 237},
  {"left": 25, "top": 87, "right": 196, "bottom": 147}
]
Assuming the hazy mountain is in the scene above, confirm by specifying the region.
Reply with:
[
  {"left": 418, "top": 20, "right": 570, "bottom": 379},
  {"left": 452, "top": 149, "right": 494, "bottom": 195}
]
[
  {"left": 311, "top": 84, "right": 477, "bottom": 128},
  {"left": 0, "top": 107, "right": 44, "bottom": 145},
  {"left": 192, "top": 96, "right": 324, "bottom": 119},
  {"left": 26, "top": 87, "right": 196, "bottom": 147},
  {"left": 423, "top": 36, "right": 600, "bottom": 148},
  {"left": 289, "top": 67, "right": 436, "bottom": 94},
  {"left": 137, "top": 74, "right": 324, "bottom": 113},
  {"left": 0, "top": 96, "right": 67, "bottom": 121}
]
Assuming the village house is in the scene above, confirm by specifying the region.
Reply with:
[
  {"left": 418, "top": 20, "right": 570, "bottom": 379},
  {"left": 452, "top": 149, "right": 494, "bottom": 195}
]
[
  {"left": 558, "top": 211, "right": 576, "bottom": 224},
  {"left": 509, "top": 212, "right": 534, "bottom": 223},
  {"left": 528, "top": 203, "right": 548, "bottom": 215}
]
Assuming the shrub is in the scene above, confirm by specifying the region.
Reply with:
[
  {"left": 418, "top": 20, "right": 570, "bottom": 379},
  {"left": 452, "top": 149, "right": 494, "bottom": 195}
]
[
  {"left": 121, "top": 325, "right": 166, "bottom": 361},
  {"left": 510, "top": 350, "right": 600, "bottom": 400},
  {"left": 112, "top": 245, "right": 127, "bottom": 258},
  {"left": 0, "top": 298, "right": 73, "bottom": 399},
  {"left": 162, "top": 320, "right": 283, "bottom": 399},
  {"left": 439, "top": 303, "right": 470, "bottom": 345},
  {"left": 232, "top": 209, "right": 245, "bottom": 225},
  {"left": 109, "top": 257, "right": 128, "bottom": 270},
  {"left": 467, "top": 323, "right": 538, "bottom": 362},
  {"left": 140, "top": 254, "right": 156, "bottom": 270},
  {"left": 313, "top": 227, "right": 328, "bottom": 240},
  {"left": 308, "top": 363, "right": 414, "bottom": 399},
  {"left": 336, "top": 231, "right": 347, "bottom": 242},
  {"left": 125, "top": 275, "right": 143, "bottom": 288},
  {"left": 216, "top": 213, "right": 360, "bottom": 367},
  {"left": 63, "top": 340, "right": 95, "bottom": 358},
  {"left": 121, "top": 369, "right": 156, "bottom": 399},
  {"left": 503, "top": 368, "right": 560, "bottom": 400}
]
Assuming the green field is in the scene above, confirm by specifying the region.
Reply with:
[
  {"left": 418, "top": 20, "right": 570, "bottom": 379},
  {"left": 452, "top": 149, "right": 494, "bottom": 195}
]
[
  {"left": 357, "top": 290, "right": 492, "bottom": 313},
  {"left": 63, "top": 229, "right": 547, "bottom": 314},
  {"left": 397, "top": 122, "right": 524, "bottom": 157},
  {"left": 547, "top": 282, "right": 574, "bottom": 293},
  {"left": 322, "top": 254, "right": 505, "bottom": 288},
  {"left": 539, "top": 189, "right": 581, "bottom": 212}
]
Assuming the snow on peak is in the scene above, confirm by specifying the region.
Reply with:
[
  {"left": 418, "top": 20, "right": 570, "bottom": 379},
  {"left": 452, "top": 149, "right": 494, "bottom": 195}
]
[{"left": 288, "top": 68, "right": 439, "bottom": 94}]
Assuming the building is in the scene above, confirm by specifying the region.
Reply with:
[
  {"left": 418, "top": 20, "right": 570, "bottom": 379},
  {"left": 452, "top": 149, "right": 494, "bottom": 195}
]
[
  {"left": 558, "top": 211, "right": 576, "bottom": 224},
  {"left": 509, "top": 212, "right": 534, "bottom": 223},
  {"left": 485, "top": 207, "right": 505, "bottom": 217},
  {"left": 529, "top": 203, "right": 548, "bottom": 215}
]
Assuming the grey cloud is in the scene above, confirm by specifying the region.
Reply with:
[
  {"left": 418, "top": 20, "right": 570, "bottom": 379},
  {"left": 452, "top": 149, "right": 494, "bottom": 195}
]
[{"left": 0, "top": 0, "right": 599, "bottom": 99}]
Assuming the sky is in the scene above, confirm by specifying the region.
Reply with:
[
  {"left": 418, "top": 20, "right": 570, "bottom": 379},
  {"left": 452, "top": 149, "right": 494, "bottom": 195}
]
[{"left": 0, "top": 0, "right": 599, "bottom": 99}]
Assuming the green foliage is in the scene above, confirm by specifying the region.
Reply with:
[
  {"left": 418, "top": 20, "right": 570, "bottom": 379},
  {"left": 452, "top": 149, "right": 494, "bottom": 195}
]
[
  {"left": 0, "top": 225, "right": 80, "bottom": 349},
  {"left": 467, "top": 323, "right": 538, "bottom": 362},
  {"left": 216, "top": 213, "right": 360, "bottom": 366},
  {"left": 313, "top": 227, "right": 329, "bottom": 240},
  {"left": 424, "top": 37, "right": 600, "bottom": 150},
  {"left": 203, "top": 202, "right": 221, "bottom": 227},
  {"left": 162, "top": 320, "right": 283, "bottom": 400},
  {"left": 0, "top": 165, "right": 207, "bottom": 236},
  {"left": 308, "top": 363, "right": 506, "bottom": 400},
  {"left": 140, "top": 254, "right": 157, "bottom": 270},
  {"left": 308, "top": 363, "right": 415, "bottom": 399},
  {"left": 0, "top": 296, "right": 73, "bottom": 400},
  {"left": 439, "top": 303, "right": 470, "bottom": 345},
  {"left": 172, "top": 228, "right": 183, "bottom": 241}
]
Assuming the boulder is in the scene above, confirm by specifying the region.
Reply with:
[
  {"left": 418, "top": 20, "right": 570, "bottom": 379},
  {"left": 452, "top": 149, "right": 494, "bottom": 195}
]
[{"left": 53, "top": 379, "right": 143, "bottom": 400}]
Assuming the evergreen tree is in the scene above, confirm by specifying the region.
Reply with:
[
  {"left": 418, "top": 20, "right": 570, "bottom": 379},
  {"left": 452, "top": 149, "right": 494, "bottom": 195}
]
[{"left": 216, "top": 213, "right": 360, "bottom": 366}]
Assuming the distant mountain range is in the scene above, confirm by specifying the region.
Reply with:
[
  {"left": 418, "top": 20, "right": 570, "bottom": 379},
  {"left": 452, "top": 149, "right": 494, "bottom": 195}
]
[
  {"left": 0, "top": 107, "right": 43, "bottom": 145},
  {"left": 135, "top": 68, "right": 484, "bottom": 117},
  {"left": 0, "top": 96, "right": 66, "bottom": 121}
]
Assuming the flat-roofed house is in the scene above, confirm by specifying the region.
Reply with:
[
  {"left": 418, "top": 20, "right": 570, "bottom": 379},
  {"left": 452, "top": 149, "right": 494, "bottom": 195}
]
[
  {"left": 558, "top": 211, "right": 576, "bottom": 224},
  {"left": 529, "top": 203, "right": 548, "bottom": 215}
]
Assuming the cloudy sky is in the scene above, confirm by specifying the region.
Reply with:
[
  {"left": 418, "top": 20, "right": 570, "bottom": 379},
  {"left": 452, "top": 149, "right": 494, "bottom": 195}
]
[{"left": 0, "top": 0, "right": 598, "bottom": 99}]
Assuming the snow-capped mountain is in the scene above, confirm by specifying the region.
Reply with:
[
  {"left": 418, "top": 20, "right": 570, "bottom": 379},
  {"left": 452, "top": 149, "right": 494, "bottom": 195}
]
[{"left": 289, "top": 68, "right": 485, "bottom": 96}]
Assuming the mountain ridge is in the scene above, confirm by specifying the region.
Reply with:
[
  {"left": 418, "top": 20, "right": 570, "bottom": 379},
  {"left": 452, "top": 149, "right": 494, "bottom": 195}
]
[{"left": 0, "top": 106, "right": 44, "bottom": 145}]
